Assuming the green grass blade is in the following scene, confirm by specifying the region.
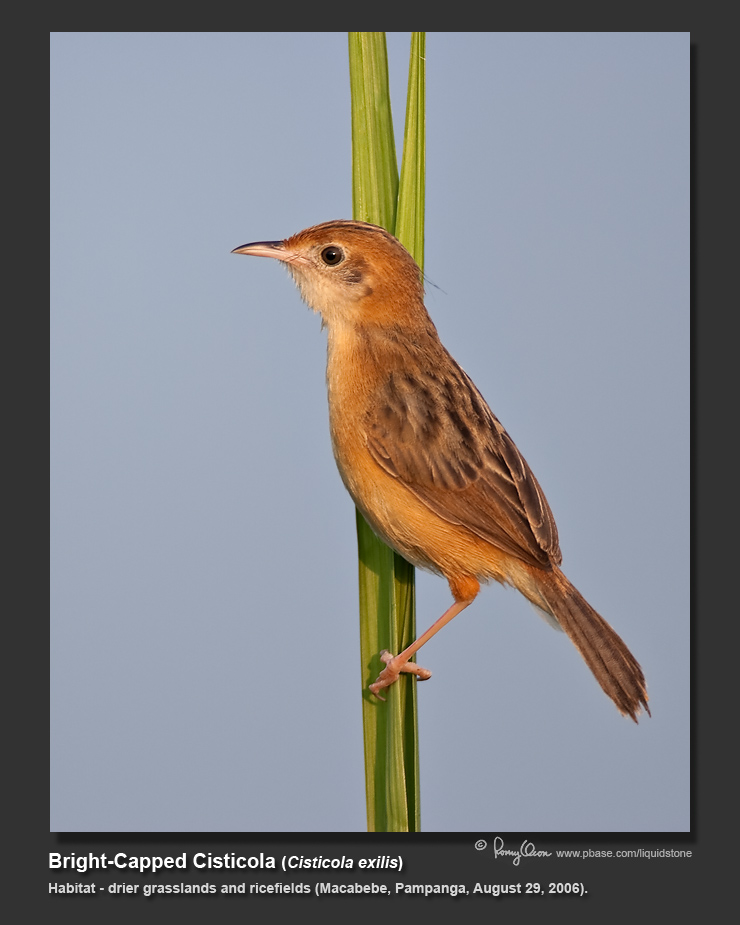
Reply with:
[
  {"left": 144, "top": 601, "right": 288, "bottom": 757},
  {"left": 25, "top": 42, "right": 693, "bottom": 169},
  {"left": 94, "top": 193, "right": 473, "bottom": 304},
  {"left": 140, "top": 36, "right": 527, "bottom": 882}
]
[
  {"left": 349, "top": 32, "right": 425, "bottom": 833},
  {"left": 396, "top": 32, "right": 426, "bottom": 268},
  {"left": 390, "top": 31, "right": 426, "bottom": 829},
  {"left": 349, "top": 32, "right": 398, "bottom": 231}
]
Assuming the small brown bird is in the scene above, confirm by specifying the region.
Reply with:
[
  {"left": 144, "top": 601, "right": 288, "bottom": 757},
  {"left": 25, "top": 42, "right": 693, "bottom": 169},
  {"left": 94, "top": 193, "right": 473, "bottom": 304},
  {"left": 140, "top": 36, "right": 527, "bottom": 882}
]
[{"left": 233, "top": 220, "right": 649, "bottom": 721}]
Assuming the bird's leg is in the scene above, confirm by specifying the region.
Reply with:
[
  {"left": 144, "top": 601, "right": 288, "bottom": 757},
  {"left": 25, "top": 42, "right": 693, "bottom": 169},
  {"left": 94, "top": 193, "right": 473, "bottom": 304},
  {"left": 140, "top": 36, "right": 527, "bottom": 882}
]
[{"left": 369, "top": 578, "right": 478, "bottom": 699}]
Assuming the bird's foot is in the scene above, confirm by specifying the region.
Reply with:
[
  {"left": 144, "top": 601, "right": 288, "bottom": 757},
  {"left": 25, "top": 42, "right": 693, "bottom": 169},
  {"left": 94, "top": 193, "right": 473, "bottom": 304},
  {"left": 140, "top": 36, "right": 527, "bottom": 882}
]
[{"left": 369, "top": 650, "right": 432, "bottom": 700}]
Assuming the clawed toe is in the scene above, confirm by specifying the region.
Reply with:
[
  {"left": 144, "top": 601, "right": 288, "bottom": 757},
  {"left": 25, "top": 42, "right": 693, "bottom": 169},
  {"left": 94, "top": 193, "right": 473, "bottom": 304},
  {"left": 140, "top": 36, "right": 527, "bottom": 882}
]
[{"left": 369, "top": 650, "right": 432, "bottom": 699}]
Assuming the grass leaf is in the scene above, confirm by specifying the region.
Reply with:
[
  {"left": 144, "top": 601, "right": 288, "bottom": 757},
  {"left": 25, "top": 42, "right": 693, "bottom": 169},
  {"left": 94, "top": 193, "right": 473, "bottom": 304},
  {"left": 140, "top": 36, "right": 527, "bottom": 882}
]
[{"left": 349, "top": 31, "right": 426, "bottom": 832}]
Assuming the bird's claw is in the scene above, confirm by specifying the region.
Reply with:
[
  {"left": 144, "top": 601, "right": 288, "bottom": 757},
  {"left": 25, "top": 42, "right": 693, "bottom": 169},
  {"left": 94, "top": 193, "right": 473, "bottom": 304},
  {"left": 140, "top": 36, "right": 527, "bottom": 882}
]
[{"left": 369, "top": 650, "right": 432, "bottom": 700}]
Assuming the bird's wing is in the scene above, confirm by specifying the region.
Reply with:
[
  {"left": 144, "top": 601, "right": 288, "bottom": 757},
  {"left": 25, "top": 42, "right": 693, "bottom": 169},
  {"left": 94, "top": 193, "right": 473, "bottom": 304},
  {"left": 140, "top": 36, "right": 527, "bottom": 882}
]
[{"left": 365, "top": 354, "right": 561, "bottom": 569}]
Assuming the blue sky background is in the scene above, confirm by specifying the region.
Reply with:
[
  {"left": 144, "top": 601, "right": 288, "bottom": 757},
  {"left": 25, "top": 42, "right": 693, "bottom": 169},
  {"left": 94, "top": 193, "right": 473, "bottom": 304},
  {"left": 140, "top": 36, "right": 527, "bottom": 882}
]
[{"left": 51, "top": 32, "right": 689, "bottom": 832}]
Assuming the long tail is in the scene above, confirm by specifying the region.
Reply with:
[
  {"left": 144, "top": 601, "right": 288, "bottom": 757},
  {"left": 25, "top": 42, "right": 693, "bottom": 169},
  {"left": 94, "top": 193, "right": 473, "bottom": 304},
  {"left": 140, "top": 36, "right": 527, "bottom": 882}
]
[{"left": 535, "top": 567, "right": 649, "bottom": 722}]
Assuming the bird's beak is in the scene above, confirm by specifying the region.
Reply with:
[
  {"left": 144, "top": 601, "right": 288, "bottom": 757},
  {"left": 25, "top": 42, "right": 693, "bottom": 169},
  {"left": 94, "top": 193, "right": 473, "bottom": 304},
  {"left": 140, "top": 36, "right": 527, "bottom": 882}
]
[
  {"left": 232, "top": 239, "right": 311, "bottom": 268},
  {"left": 231, "top": 240, "right": 287, "bottom": 260}
]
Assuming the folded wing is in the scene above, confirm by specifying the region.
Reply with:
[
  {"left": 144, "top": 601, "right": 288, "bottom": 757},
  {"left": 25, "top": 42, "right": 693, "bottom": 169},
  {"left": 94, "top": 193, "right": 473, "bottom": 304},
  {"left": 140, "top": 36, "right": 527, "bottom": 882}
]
[{"left": 365, "top": 350, "right": 561, "bottom": 570}]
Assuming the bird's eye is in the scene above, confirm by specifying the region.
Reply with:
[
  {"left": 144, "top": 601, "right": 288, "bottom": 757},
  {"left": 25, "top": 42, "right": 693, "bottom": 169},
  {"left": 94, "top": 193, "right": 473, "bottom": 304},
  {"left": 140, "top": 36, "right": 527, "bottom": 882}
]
[{"left": 321, "top": 246, "right": 344, "bottom": 266}]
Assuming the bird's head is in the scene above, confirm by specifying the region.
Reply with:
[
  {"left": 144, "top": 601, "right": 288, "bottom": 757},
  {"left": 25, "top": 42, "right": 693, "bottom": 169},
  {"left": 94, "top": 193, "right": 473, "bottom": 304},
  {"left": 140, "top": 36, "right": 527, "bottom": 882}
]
[{"left": 232, "top": 220, "right": 427, "bottom": 333}]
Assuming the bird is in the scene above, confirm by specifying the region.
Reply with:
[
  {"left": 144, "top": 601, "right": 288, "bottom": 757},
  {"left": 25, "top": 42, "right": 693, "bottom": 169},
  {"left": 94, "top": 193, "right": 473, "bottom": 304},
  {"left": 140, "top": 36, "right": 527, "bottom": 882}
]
[{"left": 232, "top": 219, "right": 649, "bottom": 721}]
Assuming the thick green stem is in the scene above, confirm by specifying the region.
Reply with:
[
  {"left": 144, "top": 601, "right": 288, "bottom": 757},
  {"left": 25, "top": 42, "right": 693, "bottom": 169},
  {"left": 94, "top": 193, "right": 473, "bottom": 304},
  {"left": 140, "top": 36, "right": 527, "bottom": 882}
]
[{"left": 349, "top": 31, "right": 426, "bottom": 833}]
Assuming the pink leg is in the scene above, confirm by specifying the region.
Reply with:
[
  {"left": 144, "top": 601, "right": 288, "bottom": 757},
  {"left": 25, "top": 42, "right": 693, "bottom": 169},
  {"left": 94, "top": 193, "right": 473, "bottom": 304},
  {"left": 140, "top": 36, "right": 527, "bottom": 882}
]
[{"left": 369, "top": 597, "right": 474, "bottom": 699}]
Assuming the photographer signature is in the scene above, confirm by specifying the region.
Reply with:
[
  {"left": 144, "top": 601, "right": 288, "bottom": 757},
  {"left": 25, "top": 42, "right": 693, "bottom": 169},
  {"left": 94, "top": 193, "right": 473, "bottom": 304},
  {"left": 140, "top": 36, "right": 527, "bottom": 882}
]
[{"left": 491, "top": 836, "right": 552, "bottom": 866}]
